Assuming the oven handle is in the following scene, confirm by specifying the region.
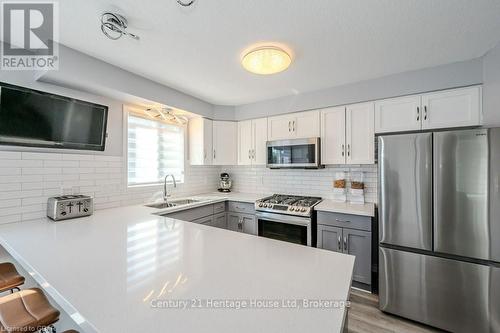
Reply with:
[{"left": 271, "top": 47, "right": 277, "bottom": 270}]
[{"left": 255, "top": 212, "right": 311, "bottom": 227}]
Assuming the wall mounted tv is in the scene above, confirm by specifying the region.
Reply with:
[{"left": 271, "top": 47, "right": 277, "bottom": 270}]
[{"left": 0, "top": 82, "right": 108, "bottom": 151}]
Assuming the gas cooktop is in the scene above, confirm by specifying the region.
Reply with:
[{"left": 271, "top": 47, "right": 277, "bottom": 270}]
[{"left": 255, "top": 194, "right": 322, "bottom": 217}]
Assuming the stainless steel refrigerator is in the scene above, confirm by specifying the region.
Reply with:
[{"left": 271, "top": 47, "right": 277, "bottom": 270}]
[{"left": 378, "top": 128, "right": 500, "bottom": 333}]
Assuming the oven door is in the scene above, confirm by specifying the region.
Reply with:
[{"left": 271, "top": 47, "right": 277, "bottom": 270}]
[
  {"left": 256, "top": 212, "right": 312, "bottom": 246},
  {"left": 267, "top": 138, "right": 321, "bottom": 169}
]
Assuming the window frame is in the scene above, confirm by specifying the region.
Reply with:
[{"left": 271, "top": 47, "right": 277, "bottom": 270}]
[{"left": 123, "top": 106, "right": 186, "bottom": 188}]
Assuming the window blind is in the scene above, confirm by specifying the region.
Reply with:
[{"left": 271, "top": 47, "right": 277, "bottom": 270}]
[{"left": 127, "top": 114, "right": 185, "bottom": 186}]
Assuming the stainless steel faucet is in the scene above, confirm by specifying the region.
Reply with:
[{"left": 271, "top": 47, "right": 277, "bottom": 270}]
[{"left": 163, "top": 174, "right": 177, "bottom": 202}]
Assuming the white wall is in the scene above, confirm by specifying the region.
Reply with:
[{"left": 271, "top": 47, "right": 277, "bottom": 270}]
[
  {"left": 482, "top": 42, "right": 500, "bottom": 126},
  {"left": 234, "top": 58, "right": 483, "bottom": 120}
]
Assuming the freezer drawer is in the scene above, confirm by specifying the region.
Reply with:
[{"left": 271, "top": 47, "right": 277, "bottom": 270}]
[
  {"left": 378, "top": 133, "right": 432, "bottom": 250},
  {"left": 379, "top": 247, "right": 500, "bottom": 333}
]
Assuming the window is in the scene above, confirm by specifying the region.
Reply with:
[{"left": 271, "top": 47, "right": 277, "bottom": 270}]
[{"left": 127, "top": 113, "right": 185, "bottom": 186}]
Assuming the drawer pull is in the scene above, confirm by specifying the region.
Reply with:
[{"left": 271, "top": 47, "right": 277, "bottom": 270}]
[{"left": 335, "top": 218, "right": 350, "bottom": 223}]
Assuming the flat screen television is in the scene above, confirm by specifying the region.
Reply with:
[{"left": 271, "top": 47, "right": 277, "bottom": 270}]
[{"left": 0, "top": 82, "right": 108, "bottom": 151}]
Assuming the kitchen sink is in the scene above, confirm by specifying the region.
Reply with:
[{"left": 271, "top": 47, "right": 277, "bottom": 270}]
[{"left": 145, "top": 199, "right": 201, "bottom": 209}]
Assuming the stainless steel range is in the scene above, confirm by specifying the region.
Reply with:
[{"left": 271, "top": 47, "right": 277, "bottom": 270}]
[{"left": 255, "top": 194, "right": 322, "bottom": 246}]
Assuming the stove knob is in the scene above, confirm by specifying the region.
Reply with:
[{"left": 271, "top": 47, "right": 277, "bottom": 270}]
[
  {"left": 269, "top": 204, "right": 273, "bottom": 209},
  {"left": 301, "top": 208, "right": 307, "bottom": 212},
  {"left": 258, "top": 203, "right": 263, "bottom": 207},
  {"left": 290, "top": 207, "right": 295, "bottom": 211},
  {"left": 263, "top": 204, "right": 268, "bottom": 208}
]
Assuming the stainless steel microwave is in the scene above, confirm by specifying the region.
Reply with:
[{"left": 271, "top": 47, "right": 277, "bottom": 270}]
[{"left": 266, "top": 137, "right": 322, "bottom": 169}]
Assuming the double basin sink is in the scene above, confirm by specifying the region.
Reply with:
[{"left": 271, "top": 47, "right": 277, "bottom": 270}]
[{"left": 145, "top": 199, "right": 202, "bottom": 209}]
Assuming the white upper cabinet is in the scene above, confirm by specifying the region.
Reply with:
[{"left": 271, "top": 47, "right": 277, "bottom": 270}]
[
  {"left": 268, "top": 110, "right": 320, "bottom": 141},
  {"left": 375, "top": 95, "right": 422, "bottom": 133},
  {"left": 189, "top": 117, "right": 213, "bottom": 165},
  {"left": 294, "top": 111, "right": 321, "bottom": 139},
  {"left": 321, "top": 107, "right": 346, "bottom": 165},
  {"left": 421, "top": 86, "right": 481, "bottom": 130},
  {"left": 252, "top": 118, "right": 268, "bottom": 165},
  {"left": 213, "top": 121, "right": 237, "bottom": 165},
  {"left": 237, "top": 120, "right": 253, "bottom": 165},
  {"left": 346, "top": 102, "right": 375, "bottom": 164},
  {"left": 374, "top": 86, "right": 482, "bottom": 133},
  {"left": 238, "top": 118, "right": 268, "bottom": 166}
]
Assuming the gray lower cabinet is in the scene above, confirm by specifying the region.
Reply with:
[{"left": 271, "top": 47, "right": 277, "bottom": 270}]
[
  {"left": 317, "top": 215, "right": 372, "bottom": 286},
  {"left": 343, "top": 229, "right": 371, "bottom": 285},
  {"left": 227, "top": 212, "right": 257, "bottom": 235},
  {"left": 211, "top": 212, "right": 227, "bottom": 229},
  {"left": 317, "top": 225, "right": 343, "bottom": 253}
]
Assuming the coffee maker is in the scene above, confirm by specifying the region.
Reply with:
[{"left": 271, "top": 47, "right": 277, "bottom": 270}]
[{"left": 218, "top": 173, "right": 232, "bottom": 192}]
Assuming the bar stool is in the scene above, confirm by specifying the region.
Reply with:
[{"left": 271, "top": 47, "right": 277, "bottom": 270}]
[
  {"left": 0, "top": 262, "right": 25, "bottom": 293},
  {"left": 0, "top": 287, "right": 60, "bottom": 332}
]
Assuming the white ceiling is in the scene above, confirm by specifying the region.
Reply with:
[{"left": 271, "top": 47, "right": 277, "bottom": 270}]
[{"left": 60, "top": 0, "right": 500, "bottom": 106}]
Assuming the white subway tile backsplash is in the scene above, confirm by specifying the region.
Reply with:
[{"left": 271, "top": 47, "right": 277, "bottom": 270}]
[
  {"left": 222, "top": 165, "right": 378, "bottom": 204},
  {"left": 0, "top": 150, "right": 220, "bottom": 224},
  {"left": 22, "top": 152, "right": 62, "bottom": 160}
]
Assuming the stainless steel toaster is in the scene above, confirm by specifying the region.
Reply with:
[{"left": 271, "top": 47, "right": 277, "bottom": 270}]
[{"left": 47, "top": 195, "right": 93, "bottom": 221}]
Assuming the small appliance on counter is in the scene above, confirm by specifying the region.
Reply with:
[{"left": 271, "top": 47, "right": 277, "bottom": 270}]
[
  {"left": 47, "top": 195, "right": 94, "bottom": 221},
  {"left": 217, "top": 173, "right": 232, "bottom": 192}
]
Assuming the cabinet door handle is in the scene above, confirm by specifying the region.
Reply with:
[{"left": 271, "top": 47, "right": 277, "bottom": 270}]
[
  {"left": 252, "top": 149, "right": 255, "bottom": 159},
  {"left": 204, "top": 150, "right": 207, "bottom": 160},
  {"left": 248, "top": 149, "right": 251, "bottom": 160},
  {"left": 213, "top": 150, "right": 216, "bottom": 159},
  {"left": 338, "top": 235, "right": 342, "bottom": 250},
  {"left": 288, "top": 121, "right": 291, "bottom": 132},
  {"left": 292, "top": 121, "right": 296, "bottom": 132},
  {"left": 343, "top": 236, "right": 348, "bottom": 251},
  {"left": 341, "top": 144, "right": 345, "bottom": 157},
  {"left": 347, "top": 144, "right": 351, "bottom": 157},
  {"left": 417, "top": 106, "right": 420, "bottom": 121},
  {"left": 424, "top": 106, "right": 428, "bottom": 121}
]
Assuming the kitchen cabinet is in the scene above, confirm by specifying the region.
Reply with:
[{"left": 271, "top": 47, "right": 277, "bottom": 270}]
[
  {"left": 238, "top": 118, "right": 268, "bottom": 165},
  {"left": 375, "top": 95, "right": 421, "bottom": 133},
  {"left": 346, "top": 102, "right": 375, "bottom": 164},
  {"left": 317, "top": 211, "right": 372, "bottom": 286},
  {"left": 189, "top": 117, "right": 213, "bottom": 165},
  {"left": 343, "top": 229, "right": 371, "bottom": 285},
  {"left": 227, "top": 212, "right": 257, "bottom": 235},
  {"left": 421, "top": 86, "right": 481, "bottom": 130},
  {"left": 212, "top": 121, "right": 237, "bottom": 165},
  {"left": 320, "top": 107, "right": 346, "bottom": 165},
  {"left": 374, "top": 86, "right": 481, "bottom": 133},
  {"left": 267, "top": 110, "right": 320, "bottom": 141},
  {"left": 317, "top": 224, "right": 343, "bottom": 253},
  {"left": 320, "top": 103, "right": 375, "bottom": 165},
  {"left": 210, "top": 212, "right": 227, "bottom": 229}
]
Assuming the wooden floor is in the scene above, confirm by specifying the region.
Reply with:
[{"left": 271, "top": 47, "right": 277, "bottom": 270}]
[{"left": 347, "top": 289, "right": 445, "bottom": 333}]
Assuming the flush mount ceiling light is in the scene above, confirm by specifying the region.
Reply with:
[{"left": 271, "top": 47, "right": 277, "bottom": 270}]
[{"left": 241, "top": 46, "right": 292, "bottom": 75}]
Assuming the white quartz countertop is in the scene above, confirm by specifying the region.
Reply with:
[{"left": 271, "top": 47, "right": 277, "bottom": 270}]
[
  {"left": 315, "top": 200, "right": 375, "bottom": 217},
  {"left": 0, "top": 204, "right": 354, "bottom": 333}
]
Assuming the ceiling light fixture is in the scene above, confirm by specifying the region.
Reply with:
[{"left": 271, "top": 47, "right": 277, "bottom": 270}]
[
  {"left": 177, "top": 0, "right": 196, "bottom": 7},
  {"left": 241, "top": 46, "right": 292, "bottom": 75},
  {"left": 100, "top": 12, "right": 139, "bottom": 41}
]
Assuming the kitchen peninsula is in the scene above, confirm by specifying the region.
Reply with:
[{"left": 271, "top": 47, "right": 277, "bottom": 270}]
[{"left": 0, "top": 201, "right": 354, "bottom": 333}]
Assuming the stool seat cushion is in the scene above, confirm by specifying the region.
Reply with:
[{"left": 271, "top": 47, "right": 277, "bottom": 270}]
[
  {"left": 0, "top": 263, "right": 24, "bottom": 292},
  {"left": 0, "top": 288, "right": 60, "bottom": 332}
]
